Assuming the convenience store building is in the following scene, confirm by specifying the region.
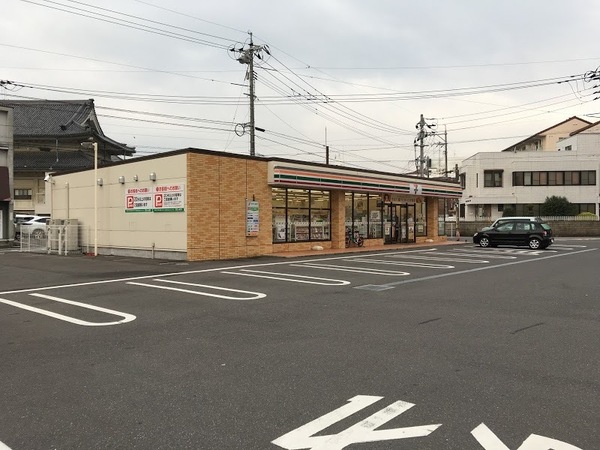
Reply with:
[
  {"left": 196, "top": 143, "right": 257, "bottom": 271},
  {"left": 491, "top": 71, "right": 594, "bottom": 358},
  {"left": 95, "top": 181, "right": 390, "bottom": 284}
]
[{"left": 49, "top": 148, "right": 462, "bottom": 261}]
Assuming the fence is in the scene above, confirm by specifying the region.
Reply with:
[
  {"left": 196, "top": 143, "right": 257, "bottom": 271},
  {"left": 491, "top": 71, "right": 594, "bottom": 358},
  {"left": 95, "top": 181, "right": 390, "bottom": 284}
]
[{"left": 19, "top": 224, "right": 91, "bottom": 255}]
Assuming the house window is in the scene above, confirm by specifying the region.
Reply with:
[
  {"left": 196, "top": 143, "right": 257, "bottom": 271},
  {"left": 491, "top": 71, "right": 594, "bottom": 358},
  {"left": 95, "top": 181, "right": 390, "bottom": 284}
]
[
  {"left": 459, "top": 173, "right": 466, "bottom": 189},
  {"left": 565, "top": 145, "right": 572, "bottom": 151},
  {"left": 484, "top": 170, "right": 503, "bottom": 187},
  {"left": 581, "top": 171, "right": 596, "bottom": 185},
  {"left": 14, "top": 189, "right": 32, "bottom": 200},
  {"left": 513, "top": 172, "right": 524, "bottom": 186}
]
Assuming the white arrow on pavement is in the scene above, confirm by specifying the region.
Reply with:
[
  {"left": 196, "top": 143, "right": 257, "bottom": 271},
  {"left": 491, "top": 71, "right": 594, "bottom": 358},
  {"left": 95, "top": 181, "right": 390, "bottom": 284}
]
[
  {"left": 272, "top": 395, "right": 441, "bottom": 450},
  {"left": 472, "top": 423, "right": 582, "bottom": 450}
]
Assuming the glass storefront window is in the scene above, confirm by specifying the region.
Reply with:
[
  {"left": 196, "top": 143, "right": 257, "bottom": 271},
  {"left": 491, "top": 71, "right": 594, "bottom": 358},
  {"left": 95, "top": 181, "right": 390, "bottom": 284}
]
[
  {"left": 438, "top": 198, "right": 446, "bottom": 236},
  {"left": 345, "top": 192, "right": 383, "bottom": 240},
  {"left": 368, "top": 196, "right": 383, "bottom": 238},
  {"left": 272, "top": 188, "right": 330, "bottom": 243},
  {"left": 272, "top": 188, "right": 286, "bottom": 208},
  {"left": 415, "top": 201, "right": 427, "bottom": 236},
  {"left": 354, "top": 193, "right": 368, "bottom": 237}
]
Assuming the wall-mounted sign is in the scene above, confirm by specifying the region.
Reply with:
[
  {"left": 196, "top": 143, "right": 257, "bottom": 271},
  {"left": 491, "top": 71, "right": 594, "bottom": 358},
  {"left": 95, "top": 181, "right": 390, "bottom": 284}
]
[
  {"left": 125, "top": 184, "right": 185, "bottom": 213},
  {"left": 246, "top": 200, "right": 259, "bottom": 236}
]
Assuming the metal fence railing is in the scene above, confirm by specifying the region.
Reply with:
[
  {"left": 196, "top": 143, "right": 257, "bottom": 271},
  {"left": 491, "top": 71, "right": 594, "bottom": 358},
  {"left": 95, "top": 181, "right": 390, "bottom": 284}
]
[{"left": 19, "top": 224, "right": 91, "bottom": 255}]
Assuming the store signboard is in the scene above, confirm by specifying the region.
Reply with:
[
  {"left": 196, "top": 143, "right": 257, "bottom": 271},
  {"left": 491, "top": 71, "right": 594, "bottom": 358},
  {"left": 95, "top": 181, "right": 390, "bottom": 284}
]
[
  {"left": 125, "top": 184, "right": 185, "bottom": 213},
  {"left": 154, "top": 184, "right": 185, "bottom": 212},
  {"left": 246, "top": 200, "right": 259, "bottom": 236}
]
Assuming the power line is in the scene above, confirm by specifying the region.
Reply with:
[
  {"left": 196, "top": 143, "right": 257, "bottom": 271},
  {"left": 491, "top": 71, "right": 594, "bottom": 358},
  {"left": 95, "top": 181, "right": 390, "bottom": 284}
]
[{"left": 20, "top": 0, "right": 234, "bottom": 49}]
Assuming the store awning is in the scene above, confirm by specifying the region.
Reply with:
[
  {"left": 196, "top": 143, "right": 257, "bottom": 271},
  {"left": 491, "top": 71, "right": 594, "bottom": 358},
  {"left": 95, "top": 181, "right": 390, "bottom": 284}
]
[{"left": 0, "top": 166, "right": 10, "bottom": 201}]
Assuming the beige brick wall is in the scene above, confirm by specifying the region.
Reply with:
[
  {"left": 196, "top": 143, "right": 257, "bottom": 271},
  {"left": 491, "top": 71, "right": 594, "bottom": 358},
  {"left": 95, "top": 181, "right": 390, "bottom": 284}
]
[{"left": 187, "top": 154, "right": 272, "bottom": 261}]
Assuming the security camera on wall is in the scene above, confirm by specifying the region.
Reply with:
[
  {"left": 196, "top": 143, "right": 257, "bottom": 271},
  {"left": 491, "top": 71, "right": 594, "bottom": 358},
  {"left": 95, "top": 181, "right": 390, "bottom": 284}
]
[{"left": 44, "top": 174, "right": 51, "bottom": 182}]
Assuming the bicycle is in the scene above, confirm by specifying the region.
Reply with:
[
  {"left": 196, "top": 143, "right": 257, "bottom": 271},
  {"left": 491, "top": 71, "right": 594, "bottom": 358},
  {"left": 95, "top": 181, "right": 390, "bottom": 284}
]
[{"left": 345, "top": 228, "right": 364, "bottom": 248}]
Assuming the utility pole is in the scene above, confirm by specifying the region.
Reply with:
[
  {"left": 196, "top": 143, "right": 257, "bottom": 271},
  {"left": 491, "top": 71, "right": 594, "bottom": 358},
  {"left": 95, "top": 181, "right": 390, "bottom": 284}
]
[
  {"left": 230, "top": 32, "right": 270, "bottom": 157},
  {"left": 419, "top": 114, "right": 425, "bottom": 177},
  {"left": 443, "top": 125, "right": 448, "bottom": 178}
]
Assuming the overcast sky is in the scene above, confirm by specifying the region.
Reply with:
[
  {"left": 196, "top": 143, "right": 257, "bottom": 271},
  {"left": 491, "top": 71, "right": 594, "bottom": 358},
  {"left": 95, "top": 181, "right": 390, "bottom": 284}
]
[{"left": 2, "top": 0, "right": 600, "bottom": 173}]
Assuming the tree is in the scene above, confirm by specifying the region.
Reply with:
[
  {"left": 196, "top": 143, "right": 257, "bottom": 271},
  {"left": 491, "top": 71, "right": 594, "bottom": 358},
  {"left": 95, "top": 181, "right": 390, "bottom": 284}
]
[{"left": 540, "top": 196, "right": 577, "bottom": 216}]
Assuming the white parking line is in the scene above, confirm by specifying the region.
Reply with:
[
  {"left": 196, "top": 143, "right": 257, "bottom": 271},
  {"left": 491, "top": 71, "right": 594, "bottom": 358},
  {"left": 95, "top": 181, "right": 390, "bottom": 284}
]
[
  {"left": 347, "top": 259, "right": 454, "bottom": 269},
  {"left": 127, "top": 279, "right": 266, "bottom": 300},
  {"left": 0, "top": 294, "right": 136, "bottom": 326},
  {"left": 358, "top": 248, "right": 597, "bottom": 290},
  {"left": 437, "top": 251, "right": 517, "bottom": 259},
  {"left": 294, "top": 263, "right": 410, "bottom": 276},
  {"left": 221, "top": 269, "right": 350, "bottom": 286},
  {"left": 385, "top": 254, "right": 489, "bottom": 264}
]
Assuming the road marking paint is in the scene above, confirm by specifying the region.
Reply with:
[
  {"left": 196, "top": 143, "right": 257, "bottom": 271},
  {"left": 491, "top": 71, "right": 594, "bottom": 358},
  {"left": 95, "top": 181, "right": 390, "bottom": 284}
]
[
  {"left": 0, "top": 294, "right": 136, "bottom": 326},
  {"left": 455, "top": 248, "right": 549, "bottom": 256},
  {"left": 221, "top": 270, "right": 350, "bottom": 285},
  {"left": 471, "top": 423, "right": 582, "bottom": 450},
  {"left": 358, "top": 248, "right": 596, "bottom": 290},
  {"left": 441, "top": 250, "right": 517, "bottom": 259},
  {"left": 293, "top": 263, "right": 409, "bottom": 276},
  {"left": 272, "top": 395, "right": 440, "bottom": 450},
  {"left": 1, "top": 246, "right": 593, "bottom": 297},
  {"left": 347, "top": 258, "right": 454, "bottom": 269},
  {"left": 0, "top": 440, "right": 12, "bottom": 450},
  {"left": 386, "top": 254, "right": 489, "bottom": 263},
  {"left": 127, "top": 279, "right": 266, "bottom": 300}
]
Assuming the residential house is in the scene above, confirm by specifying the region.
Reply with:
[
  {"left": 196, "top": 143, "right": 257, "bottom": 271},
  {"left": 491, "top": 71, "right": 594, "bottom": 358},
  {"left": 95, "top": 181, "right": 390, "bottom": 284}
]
[{"left": 460, "top": 117, "right": 600, "bottom": 221}]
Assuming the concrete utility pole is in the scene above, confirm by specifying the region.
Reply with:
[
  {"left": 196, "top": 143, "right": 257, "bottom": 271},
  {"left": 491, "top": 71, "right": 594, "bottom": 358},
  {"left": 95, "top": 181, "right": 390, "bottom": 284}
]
[
  {"left": 231, "top": 32, "right": 269, "bottom": 157},
  {"left": 418, "top": 114, "right": 426, "bottom": 177},
  {"left": 444, "top": 125, "right": 448, "bottom": 178}
]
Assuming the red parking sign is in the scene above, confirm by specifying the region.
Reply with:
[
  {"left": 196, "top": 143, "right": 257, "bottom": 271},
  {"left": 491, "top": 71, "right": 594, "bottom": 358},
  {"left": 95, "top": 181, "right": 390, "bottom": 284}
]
[
  {"left": 154, "top": 193, "right": 163, "bottom": 208},
  {"left": 126, "top": 195, "right": 134, "bottom": 209}
]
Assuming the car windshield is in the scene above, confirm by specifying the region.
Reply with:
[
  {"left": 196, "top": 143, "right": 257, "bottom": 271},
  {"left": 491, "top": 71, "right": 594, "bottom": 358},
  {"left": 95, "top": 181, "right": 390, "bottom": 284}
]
[{"left": 541, "top": 223, "right": 552, "bottom": 230}]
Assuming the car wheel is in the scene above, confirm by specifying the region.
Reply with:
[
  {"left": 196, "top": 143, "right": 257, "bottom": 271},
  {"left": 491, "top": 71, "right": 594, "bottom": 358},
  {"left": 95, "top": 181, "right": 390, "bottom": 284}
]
[
  {"left": 479, "top": 236, "right": 490, "bottom": 248},
  {"left": 32, "top": 229, "right": 45, "bottom": 240},
  {"left": 528, "top": 237, "right": 541, "bottom": 249}
]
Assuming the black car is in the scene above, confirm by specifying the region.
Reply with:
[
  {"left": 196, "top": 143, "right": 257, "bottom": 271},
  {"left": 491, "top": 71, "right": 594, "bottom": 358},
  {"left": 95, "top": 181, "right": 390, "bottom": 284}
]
[{"left": 473, "top": 219, "right": 553, "bottom": 249}]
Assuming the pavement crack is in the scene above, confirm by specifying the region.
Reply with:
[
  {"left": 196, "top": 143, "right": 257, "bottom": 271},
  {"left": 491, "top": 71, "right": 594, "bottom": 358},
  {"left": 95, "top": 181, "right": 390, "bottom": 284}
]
[
  {"left": 419, "top": 317, "right": 442, "bottom": 325},
  {"left": 510, "top": 322, "right": 545, "bottom": 335}
]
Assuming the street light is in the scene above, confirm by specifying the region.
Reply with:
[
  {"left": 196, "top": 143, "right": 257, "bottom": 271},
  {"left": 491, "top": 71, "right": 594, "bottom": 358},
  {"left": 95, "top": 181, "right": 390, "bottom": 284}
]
[{"left": 81, "top": 140, "right": 98, "bottom": 256}]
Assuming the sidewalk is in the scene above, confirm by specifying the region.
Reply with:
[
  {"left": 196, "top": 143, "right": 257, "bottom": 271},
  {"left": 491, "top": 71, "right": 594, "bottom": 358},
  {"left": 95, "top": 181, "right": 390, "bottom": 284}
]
[{"left": 275, "top": 238, "right": 470, "bottom": 258}]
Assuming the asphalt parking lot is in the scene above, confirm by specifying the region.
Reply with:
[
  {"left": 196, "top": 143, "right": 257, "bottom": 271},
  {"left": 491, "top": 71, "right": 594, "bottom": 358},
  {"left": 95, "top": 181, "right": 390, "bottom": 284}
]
[{"left": 1, "top": 238, "right": 599, "bottom": 449}]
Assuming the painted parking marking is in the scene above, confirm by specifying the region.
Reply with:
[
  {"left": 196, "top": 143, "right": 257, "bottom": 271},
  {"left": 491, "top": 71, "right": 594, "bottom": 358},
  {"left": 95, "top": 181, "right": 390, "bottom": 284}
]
[
  {"left": 0, "top": 246, "right": 593, "bottom": 298},
  {"left": 440, "top": 250, "right": 518, "bottom": 259},
  {"left": 127, "top": 279, "right": 266, "bottom": 300},
  {"left": 292, "top": 263, "right": 409, "bottom": 276},
  {"left": 221, "top": 269, "right": 350, "bottom": 286},
  {"left": 347, "top": 258, "right": 454, "bottom": 269},
  {"left": 452, "top": 248, "right": 551, "bottom": 256},
  {"left": 355, "top": 248, "right": 597, "bottom": 291},
  {"left": 385, "top": 254, "right": 490, "bottom": 264},
  {"left": 0, "top": 294, "right": 136, "bottom": 326},
  {"left": 0, "top": 440, "right": 11, "bottom": 450}
]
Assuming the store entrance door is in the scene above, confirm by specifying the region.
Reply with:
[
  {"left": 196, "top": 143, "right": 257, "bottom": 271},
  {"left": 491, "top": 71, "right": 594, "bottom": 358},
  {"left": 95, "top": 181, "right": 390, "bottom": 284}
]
[
  {"left": 384, "top": 203, "right": 416, "bottom": 244},
  {"left": 399, "top": 203, "right": 416, "bottom": 243}
]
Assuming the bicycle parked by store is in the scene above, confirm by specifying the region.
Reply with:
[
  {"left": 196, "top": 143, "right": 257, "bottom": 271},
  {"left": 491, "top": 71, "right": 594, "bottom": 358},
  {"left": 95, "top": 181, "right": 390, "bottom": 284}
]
[{"left": 345, "top": 227, "right": 364, "bottom": 248}]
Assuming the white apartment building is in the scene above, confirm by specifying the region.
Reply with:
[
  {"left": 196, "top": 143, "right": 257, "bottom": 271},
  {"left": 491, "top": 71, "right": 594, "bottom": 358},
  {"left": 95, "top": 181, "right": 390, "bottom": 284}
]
[{"left": 460, "top": 118, "right": 600, "bottom": 221}]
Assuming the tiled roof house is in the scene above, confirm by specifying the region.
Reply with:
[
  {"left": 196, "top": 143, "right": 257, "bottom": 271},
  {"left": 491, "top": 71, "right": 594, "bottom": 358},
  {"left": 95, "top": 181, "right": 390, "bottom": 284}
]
[{"left": 0, "top": 98, "right": 134, "bottom": 214}]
